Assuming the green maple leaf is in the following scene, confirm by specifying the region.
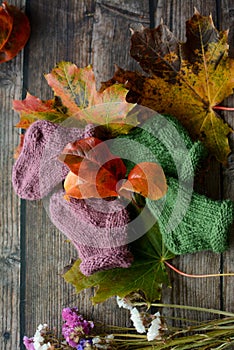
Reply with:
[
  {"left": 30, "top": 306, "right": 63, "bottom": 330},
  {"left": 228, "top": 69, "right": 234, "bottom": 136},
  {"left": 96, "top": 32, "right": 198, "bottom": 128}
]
[
  {"left": 101, "top": 11, "right": 234, "bottom": 164},
  {"left": 63, "top": 223, "right": 174, "bottom": 304},
  {"left": 13, "top": 62, "right": 137, "bottom": 135}
]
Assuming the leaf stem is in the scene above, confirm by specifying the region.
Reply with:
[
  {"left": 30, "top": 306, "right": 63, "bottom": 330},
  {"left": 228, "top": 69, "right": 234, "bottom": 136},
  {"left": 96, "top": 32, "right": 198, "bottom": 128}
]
[
  {"left": 165, "top": 261, "right": 234, "bottom": 278},
  {"left": 213, "top": 106, "right": 234, "bottom": 111}
]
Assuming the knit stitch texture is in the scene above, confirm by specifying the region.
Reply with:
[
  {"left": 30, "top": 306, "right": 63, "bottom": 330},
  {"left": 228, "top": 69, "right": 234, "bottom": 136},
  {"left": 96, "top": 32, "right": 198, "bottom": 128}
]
[
  {"left": 146, "top": 177, "right": 234, "bottom": 254},
  {"left": 110, "top": 114, "right": 207, "bottom": 181},
  {"left": 49, "top": 190, "right": 133, "bottom": 276},
  {"left": 12, "top": 120, "right": 94, "bottom": 200}
]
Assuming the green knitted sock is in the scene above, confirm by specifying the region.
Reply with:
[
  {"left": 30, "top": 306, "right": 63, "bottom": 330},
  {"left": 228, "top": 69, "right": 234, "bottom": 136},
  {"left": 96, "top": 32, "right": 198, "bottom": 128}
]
[
  {"left": 146, "top": 177, "right": 234, "bottom": 254},
  {"left": 110, "top": 114, "right": 207, "bottom": 181}
]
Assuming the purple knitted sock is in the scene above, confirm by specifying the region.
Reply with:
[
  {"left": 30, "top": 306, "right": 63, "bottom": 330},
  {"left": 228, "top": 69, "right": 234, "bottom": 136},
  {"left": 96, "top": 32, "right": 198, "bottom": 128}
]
[
  {"left": 49, "top": 189, "right": 133, "bottom": 275},
  {"left": 12, "top": 120, "right": 94, "bottom": 200}
]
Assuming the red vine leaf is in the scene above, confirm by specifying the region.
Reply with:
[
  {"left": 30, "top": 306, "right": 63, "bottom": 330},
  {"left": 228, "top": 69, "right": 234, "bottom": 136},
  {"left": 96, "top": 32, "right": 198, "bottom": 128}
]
[
  {"left": 0, "top": 2, "right": 30, "bottom": 63},
  {"left": 60, "top": 138, "right": 167, "bottom": 201},
  {"left": 119, "top": 162, "right": 167, "bottom": 200},
  {"left": 101, "top": 11, "right": 234, "bottom": 164},
  {"left": 59, "top": 137, "right": 126, "bottom": 199},
  {"left": 13, "top": 93, "right": 68, "bottom": 128},
  {"left": 0, "top": 2, "right": 13, "bottom": 50},
  {"left": 13, "top": 133, "right": 24, "bottom": 159}
]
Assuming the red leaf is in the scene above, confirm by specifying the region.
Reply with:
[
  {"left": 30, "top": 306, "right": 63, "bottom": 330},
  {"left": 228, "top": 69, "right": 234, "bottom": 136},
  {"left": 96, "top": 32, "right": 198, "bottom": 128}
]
[
  {"left": 119, "top": 162, "right": 167, "bottom": 200},
  {"left": 13, "top": 93, "right": 67, "bottom": 128},
  {"left": 0, "top": 2, "right": 13, "bottom": 50},
  {"left": 0, "top": 2, "right": 30, "bottom": 63},
  {"left": 60, "top": 137, "right": 127, "bottom": 199},
  {"left": 13, "top": 133, "right": 24, "bottom": 159}
]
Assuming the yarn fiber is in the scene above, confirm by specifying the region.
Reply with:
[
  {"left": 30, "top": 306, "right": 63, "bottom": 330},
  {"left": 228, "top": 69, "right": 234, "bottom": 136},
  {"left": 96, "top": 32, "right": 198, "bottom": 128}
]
[
  {"left": 146, "top": 177, "right": 234, "bottom": 254},
  {"left": 12, "top": 120, "right": 94, "bottom": 200},
  {"left": 49, "top": 190, "right": 133, "bottom": 276},
  {"left": 110, "top": 114, "right": 207, "bottom": 181}
]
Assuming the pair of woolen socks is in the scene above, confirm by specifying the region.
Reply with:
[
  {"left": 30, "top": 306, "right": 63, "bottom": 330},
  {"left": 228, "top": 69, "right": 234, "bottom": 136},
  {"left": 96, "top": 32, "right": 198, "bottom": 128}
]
[
  {"left": 110, "top": 114, "right": 234, "bottom": 255},
  {"left": 12, "top": 120, "right": 133, "bottom": 275}
]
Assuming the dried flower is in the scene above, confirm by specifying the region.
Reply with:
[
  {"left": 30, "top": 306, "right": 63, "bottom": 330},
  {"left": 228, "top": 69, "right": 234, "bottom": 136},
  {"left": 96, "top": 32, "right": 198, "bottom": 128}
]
[
  {"left": 116, "top": 296, "right": 133, "bottom": 310},
  {"left": 130, "top": 308, "right": 146, "bottom": 334},
  {"left": 33, "top": 324, "right": 52, "bottom": 350},
  {"left": 77, "top": 338, "right": 93, "bottom": 349},
  {"left": 62, "top": 307, "right": 94, "bottom": 347},
  {"left": 147, "top": 312, "right": 162, "bottom": 341},
  {"left": 23, "top": 324, "right": 52, "bottom": 350},
  {"left": 92, "top": 335, "right": 114, "bottom": 349},
  {"left": 23, "top": 336, "right": 35, "bottom": 350}
]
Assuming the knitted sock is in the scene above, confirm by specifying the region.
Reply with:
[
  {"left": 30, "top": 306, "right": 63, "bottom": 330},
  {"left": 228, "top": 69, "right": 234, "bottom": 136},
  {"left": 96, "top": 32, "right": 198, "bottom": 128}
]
[
  {"left": 12, "top": 120, "right": 94, "bottom": 200},
  {"left": 110, "top": 114, "right": 207, "bottom": 180},
  {"left": 49, "top": 189, "right": 133, "bottom": 275},
  {"left": 146, "top": 177, "right": 234, "bottom": 254}
]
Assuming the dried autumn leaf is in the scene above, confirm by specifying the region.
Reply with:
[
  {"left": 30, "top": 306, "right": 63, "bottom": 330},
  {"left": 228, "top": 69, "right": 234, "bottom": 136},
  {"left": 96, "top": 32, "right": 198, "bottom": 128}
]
[
  {"left": 63, "top": 222, "right": 175, "bottom": 304},
  {"left": 101, "top": 11, "right": 234, "bottom": 164},
  {"left": 0, "top": 2, "right": 30, "bottom": 63},
  {"left": 61, "top": 138, "right": 167, "bottom": 200},
  {"left": 45, "top": 62, "right": 137, "bottom": 133},
  {"left": 119, "top": 162, "right": 167, "bottom": 200},
  {"left": 60, "top": 137, "right": 127, "bottom": 199},
  {"left": 13, "top": 93, "right": 69, "bottom": 128},
  {"left": 13, "top": 133, "right": 24, "bottom": 159},
  {"left": 0, "top": 2, "right": 13, "bottom": 50},
  {"left": 13, "top": 63, "right": 138, "bottom": 134}
]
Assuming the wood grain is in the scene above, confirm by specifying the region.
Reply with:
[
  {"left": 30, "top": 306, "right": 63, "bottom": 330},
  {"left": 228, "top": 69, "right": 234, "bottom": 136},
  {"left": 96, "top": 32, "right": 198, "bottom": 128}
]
[
  {"left": 152, "top": 0, "right": 224, "bottom": 324},
  {"left": 22, "top": 0, "right": 96, "bottom": 340},
  {"left": 219, "top": 0, "right": 234, "bottom": 314},
  {"left": 2, "top": 1, "right": 234, "bottom": 349},
  {"left": 0, "top": 1, "right": 26, "bottom": 349}
]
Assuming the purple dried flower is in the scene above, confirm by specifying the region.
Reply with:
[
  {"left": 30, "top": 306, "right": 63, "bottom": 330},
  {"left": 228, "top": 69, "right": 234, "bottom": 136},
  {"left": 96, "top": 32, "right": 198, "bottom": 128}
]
[
  {"left": 62, "top": 308, "right": 94, "bottom": 347},
  {"left": 77, "top": 338, "right": 93, "bottom": 349},
  {"left": 23, "top": 336, "right": 35, "bottom": 350}
]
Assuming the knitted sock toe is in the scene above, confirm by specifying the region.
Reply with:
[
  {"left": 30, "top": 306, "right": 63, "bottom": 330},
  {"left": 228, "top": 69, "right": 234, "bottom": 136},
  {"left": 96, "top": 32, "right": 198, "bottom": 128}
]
[
  {"left": 12, "top": 120, "right": 94, "bottom": 200},
  {"left": 12, "top": 120, "right": 57, "bottom": 199},
  {"left": 146, "top": 177, "right": 234, "bottom": 255},
  {"left": 49, "top": 190, "right": 133, "bottom": 275},
  {"left": 77, "top": 244, "right": 133, "bottom": 276}
]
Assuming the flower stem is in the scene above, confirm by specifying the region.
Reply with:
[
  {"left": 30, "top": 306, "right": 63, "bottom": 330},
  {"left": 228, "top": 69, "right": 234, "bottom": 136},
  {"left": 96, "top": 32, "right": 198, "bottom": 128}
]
[
  {"left": 165, "top": 261, "right": 234, "bottom": 278},
  {"left": 150, "top": 303, "right": 234, "bottom": 317}
]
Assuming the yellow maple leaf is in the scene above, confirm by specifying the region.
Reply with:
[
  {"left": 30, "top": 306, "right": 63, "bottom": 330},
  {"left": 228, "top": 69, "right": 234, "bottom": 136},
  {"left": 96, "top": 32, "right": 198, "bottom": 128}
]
[{"left": 101, "top": 11, "right": 234, "bottom": 164}]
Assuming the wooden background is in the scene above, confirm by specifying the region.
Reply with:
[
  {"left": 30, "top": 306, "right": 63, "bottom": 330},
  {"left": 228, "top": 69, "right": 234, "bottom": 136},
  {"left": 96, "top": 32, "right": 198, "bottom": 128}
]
[{"left": 1, "top": 0, "right": 234, "bottom": 349}]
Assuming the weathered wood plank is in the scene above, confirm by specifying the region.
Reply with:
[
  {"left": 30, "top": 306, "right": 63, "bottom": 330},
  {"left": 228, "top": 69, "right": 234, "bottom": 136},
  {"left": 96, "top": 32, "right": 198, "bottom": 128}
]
[
  {"left": 8, "top": 1, "right": 234, "bottom": 347},
  {"left": 91, "top": 0, "right": 150, "bottom": 87},
  {"left": 22, "top": 0, "right": 96, "bottom": 339},
  {"left": 219, "top": 0, "right": 234, "bottom": 314},
  {"left": 152, "top": 0, "right": 223, "bottom": 324},
  {"left": 0, "top": 1, "right": 26, "bottom": 348}
]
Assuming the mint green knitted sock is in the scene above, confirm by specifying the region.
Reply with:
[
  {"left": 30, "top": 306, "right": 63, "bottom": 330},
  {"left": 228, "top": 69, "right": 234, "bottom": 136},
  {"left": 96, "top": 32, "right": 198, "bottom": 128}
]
[
  {"left": 110, "top": 114, "right": 207, "bottom": 181},
  {"left": 146, "top": 177, "right": 234, "bottom": 254}
]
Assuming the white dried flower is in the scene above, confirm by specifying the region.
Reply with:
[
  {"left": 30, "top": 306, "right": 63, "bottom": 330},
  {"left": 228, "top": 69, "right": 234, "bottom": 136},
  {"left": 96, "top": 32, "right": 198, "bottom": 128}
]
[
  {"left": 130, "top": 308, "right": 146, "bottom": 334},
  {"left": 116, "top": 296, "right": 133, "bottom": 310},
  {"left": 92, "top": 334, "right": 114, "bottom": 349},
  {"left": 33, "top": 324, "right": 51, "bottom": 350},
  {"left": 147, "top": 312, "right": 162, "bottom": 341}
]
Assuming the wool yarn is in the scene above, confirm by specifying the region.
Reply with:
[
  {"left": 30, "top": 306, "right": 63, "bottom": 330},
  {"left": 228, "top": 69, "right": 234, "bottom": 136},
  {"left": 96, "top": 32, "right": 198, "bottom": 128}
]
[
  {"left": 12, "top": 120, "right": 94, "bottom": 200},
  {"left": 49, "top": 189, "right": 133, "bottom": 276},
  {"left": 146, "top": 177, "right": 234, "bottom": 254},
  {"left": 110, "top": 113, "right": 207, "bottom": 181}
]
